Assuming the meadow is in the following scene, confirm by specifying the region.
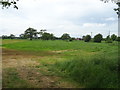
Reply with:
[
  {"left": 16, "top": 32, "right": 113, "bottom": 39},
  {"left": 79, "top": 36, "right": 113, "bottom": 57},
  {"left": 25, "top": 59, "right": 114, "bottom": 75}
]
[{"left": 2, "top": 39, "right": 119, "bottom": 88}]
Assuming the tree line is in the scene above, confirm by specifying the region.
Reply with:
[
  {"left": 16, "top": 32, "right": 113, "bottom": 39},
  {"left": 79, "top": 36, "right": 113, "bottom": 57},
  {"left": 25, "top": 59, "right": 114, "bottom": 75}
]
[
  {"left": 1, "top": 27, "right": 120, "bottom": 43},
  {"left": 83, "top": 34, "right": 120, "bottom": 43}
]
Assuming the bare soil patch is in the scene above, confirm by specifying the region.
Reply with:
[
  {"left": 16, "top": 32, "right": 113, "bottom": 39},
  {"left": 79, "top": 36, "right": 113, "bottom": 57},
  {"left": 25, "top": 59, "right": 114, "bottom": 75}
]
[{"left": 2, "top": 48, "right": 79, "bottom": 88}]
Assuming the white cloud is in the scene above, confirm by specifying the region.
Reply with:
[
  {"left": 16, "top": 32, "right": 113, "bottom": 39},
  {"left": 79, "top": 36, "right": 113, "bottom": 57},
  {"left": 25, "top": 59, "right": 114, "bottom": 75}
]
[
  {"left": 0, "top": 0, "right": 118, "bottom": 38},
  {"left": 83, "top": 23, "right": 106, "bottom": 27},
  {"left": 105, "top": 17, "right": 116, "bottom": 21}
]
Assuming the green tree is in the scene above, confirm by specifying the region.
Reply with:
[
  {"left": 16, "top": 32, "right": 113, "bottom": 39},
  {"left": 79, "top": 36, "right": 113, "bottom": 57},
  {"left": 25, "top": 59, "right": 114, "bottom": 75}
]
[
  {"left": 0, "top": 0, "right": 18, "bottom": 9},
  {"left": 2, "top": 35, "right": 9, "bottom": 39},
  {"left": 93, "top": 34, "right": 103, "bottom": 43},
  {"left": 106, "top": 35, "right": 112, "bottom": 43},
  {"left": 84, "top": 35, "right": 91, "bottom": 42},
  {"left": 39, "top": 29, "right": 47, "bottom": 37},
  {"left": 82, "top": 36, "right": 85, "bottom": 40},
  {"left": 19, "top": 34, "right": 27, "bottom": 39},
  {"left": 9, "top": 34, "right": 15, "bottom": 39},
  {"left": 41, "top": 32, "right": 55, "bottom": 40},
  {"left": 106, "top": 35, "right": 110, "bottom": 40},
  {"left": 116, "top": 36, "right": 120, "bottom": 41},
  {"left": 24, "top": 27, "right": 37, "bottom": 40},
  {"left": 61, "top": 33, "right": 71, "bottom": 40},
  {"left": 111, "top": 34, "right": 117, "bottom": 41}
]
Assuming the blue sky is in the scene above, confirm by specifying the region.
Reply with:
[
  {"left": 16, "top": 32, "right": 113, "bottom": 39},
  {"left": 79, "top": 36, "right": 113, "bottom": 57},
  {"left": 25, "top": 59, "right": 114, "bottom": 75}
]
[{"left": 0, "top": 0, "right": 118, "bottom": 38}]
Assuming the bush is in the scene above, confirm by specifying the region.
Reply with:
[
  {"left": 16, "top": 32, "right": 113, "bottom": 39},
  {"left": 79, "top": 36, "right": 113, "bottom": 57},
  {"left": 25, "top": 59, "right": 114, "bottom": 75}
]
[
  {"left": 111, "top": 34, "right": 117, "bottom": 41},
  {"left": 106, "top": 35, "right": 112, "bottom": 43},
  {"left": 93, "top": 34, "right": 103, "bottom": 43},
  {"left": 84, "top": 35, "right": 91, "bottom": 42},
  {"left": 61, "top": 33, "right": 71, "bottom": 40},
  {"left": 106, "top": 39, "right": 113, "bottom": 43},
  {"left": 41, "top": 32, "right": 55, "bottom": 40},
  {"left": 69, "top": 38, "right": 73, "bottom": 42},
  {"left": 116, "top": 37, "right": 120, "bottom": 42}
]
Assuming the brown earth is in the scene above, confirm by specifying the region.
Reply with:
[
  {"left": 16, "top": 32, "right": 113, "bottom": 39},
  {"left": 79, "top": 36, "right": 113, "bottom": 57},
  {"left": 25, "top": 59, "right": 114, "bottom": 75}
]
[{"left": 2, "top": 48, "right": 80, "bottom": 88}]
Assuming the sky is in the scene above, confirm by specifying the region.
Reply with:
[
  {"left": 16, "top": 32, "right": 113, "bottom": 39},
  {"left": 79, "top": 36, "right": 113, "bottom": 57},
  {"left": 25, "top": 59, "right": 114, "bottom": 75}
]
[{"left": 0, "top": 0, "right": 118, "bottom": 38}]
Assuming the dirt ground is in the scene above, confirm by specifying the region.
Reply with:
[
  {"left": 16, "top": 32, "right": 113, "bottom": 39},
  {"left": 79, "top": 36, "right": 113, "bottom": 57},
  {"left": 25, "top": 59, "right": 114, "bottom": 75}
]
[{"left": 2, "top": 48, "right": 79, "bottom": 88}]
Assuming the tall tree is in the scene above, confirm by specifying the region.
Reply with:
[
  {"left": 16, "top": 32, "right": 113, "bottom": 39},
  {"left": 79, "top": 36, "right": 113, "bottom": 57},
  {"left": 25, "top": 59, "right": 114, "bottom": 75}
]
[
  {"left": 39, "top": 29, "right": 47, "bottom": 37},
  {"left": 9, "top": 34, "right": 15, "bottom": 39},
  {"left": 19, "top": 34, "right": 26, "bottom": 39},
  {"left": 111, "top": 34, "right": 117, "bottom": 41},
  {"left": 24, "top": 27, "right": 37, "bottom": 40},
  {"left": 84, "top": 35, "right": 91, "bottom": 42},
  {"left": 41, "top": 32, "right": 55, "bottom": 40},
  {"left": 106, "top": 35, "right": 113, "bottom": 43},
  {"left": 93, "top": 34, "right": 103, "bottom": 43},
  {"left": 61, "top": 33, "right": 71, "bottom": 40}
]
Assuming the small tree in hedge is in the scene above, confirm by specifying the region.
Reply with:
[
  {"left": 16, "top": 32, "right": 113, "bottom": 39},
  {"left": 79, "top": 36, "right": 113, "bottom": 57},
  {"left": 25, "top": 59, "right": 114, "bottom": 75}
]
[
  {"left": 106, "top": 35, "right": 112, "bottom": 43},
  {"left": 116, "top": 37, "right": 120, "bottom": 42},
  {"left": 84, "top": 35, "right": 91, "bottom": 42},
  {"left": 111, "top": 34, "right": 117, "bottom": 41},
  {"left": 41, "top": 32, "right": 55, "bottom": 40},
  {"left": 61, "top": 33, "right": 71, "bottom": 40},
  {"left": 82, "top": 36, "right": 85, "bottom": 40},
  {"left": 93, "top": 34, "right": 103, "bottom": 43}
]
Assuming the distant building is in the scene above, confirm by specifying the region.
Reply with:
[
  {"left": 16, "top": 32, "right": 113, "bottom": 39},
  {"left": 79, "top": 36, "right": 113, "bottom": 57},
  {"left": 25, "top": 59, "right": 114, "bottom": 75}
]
[{"left": 75, "top": 38, "right": 82, "bottom": 40}]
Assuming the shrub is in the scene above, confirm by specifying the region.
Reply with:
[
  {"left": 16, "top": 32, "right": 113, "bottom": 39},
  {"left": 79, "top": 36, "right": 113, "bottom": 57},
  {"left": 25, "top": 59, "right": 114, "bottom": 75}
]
[
  {"left": 93, "top": 34, "right": 103, "bottom": 43},
  {"left": 61, "top": 33, "right": 71, "bottom": 40},
  {"left": 69, "top": 38, "right": 73, "bottom": 42},
  {"left": 41, "top": 32, "right": 55, "bottom": 40},
  {"left": 106, "top": 35, "right": 112, "bottom": 43},
  {"left": 84, "top": 35, "right": 91, "bottom": 42},
  {"left": 111, "top": 34, "right": 117, "bottom": 41},
  {"left": 116, "top": 37, "right": 120, "bottom": 42}
]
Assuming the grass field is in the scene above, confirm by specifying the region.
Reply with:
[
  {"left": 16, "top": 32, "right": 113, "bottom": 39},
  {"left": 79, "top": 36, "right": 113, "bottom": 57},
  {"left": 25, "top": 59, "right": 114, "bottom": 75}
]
[{"left": 2, "top": 39, "right": 119, "bottom": 88}]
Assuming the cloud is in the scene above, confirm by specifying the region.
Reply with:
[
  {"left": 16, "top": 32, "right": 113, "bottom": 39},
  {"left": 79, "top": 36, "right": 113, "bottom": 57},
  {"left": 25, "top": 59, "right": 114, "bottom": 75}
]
[
  {"left": 83, "top": 23, "right": 106, "bottom": 27},
  {"left": 0, "top": 0, "right": 118, "bottom": 38},
  {"left": 105, "top": 17, "right": 116, "bottom": 21}
]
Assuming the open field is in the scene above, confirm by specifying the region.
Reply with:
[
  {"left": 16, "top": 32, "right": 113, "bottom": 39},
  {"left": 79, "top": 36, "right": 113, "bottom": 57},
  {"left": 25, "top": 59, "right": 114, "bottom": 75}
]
[{"left": 2, "top": 39, "right": 119, "bottom": 88}]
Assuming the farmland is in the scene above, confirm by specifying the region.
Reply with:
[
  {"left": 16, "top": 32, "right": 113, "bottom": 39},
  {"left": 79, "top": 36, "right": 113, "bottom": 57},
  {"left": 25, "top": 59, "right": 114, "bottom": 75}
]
[{"left": 1, "top": 39, "right": 119, "bottom": 88}]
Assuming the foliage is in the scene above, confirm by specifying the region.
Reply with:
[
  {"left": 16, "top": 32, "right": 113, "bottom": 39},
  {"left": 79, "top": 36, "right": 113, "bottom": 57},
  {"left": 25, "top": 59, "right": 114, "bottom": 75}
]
[
  {"left": 106, "top": 35, "right": 112, "bottom": 43},
  {"left": 111, "top": 34, "right": 117, "bottom": 41},
  {"left": 0, "top": 0, "right": 18, "bottom": 9},
  {"left": 93, "top": 34, "right": 103, "bottom": 43},
  {"left": 41, "top": 32, "right": 55, "bottom": 40},
  {"left": 61, "top": 33, "right": 71, "bottom": 40},
  {"left": 24, "top": 27, "right": 37, "bottom": 40},
  {"left": 116, "top": 37, "right": 120, "bottom": 41},
  {"left": 19, "top": 34, "right": 27, "bottom": 39},
  {"left": 2, "top": 35, "right": 10, "bottom": 39},
  {"left": 2, "top": 34, "right": 15, "bottom": 39},
  {"left": 84, "top": 35, "right": 91, "bottom": 42},
  {"left": 82, "top": 36, "right": 85, "bottom": 40},
  {"left": 69, "top": 38, "right": 75, "bottom": 42},
  {"left": 38, "top": 29, "right": 47, "bottom": 37},
  {"left": 9, "top": 34, "right": 15, "bottom": 39}
]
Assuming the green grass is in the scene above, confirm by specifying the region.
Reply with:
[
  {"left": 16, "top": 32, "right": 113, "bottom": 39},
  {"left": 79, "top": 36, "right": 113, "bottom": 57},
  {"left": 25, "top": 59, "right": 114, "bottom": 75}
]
[
  {"left": 49, "top": 54, "right": 118, "bottom": 88},
  {"left": 2, "top": 39, "right": 119, "bottom": 88},
  {"left": 2, "top": 40, "right": 118, "bottom": 52},
  {"left": 3, "top": 68, "right": 31, "bottom": 88}
]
